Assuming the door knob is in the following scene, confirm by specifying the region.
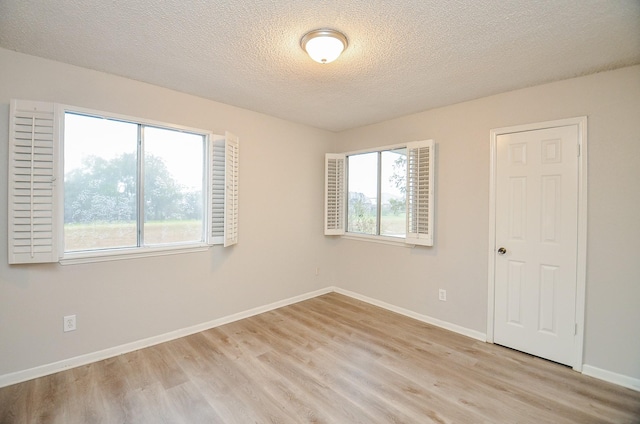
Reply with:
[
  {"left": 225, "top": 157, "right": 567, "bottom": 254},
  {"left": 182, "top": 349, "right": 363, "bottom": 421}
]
[{"left": 497, "top": 247, "right": 507, "bottom": 255}]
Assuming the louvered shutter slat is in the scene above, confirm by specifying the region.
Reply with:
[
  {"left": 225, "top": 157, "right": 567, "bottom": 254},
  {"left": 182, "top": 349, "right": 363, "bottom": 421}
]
[
  {"left": 8, "top": 99, "right": 59, "bottom": 264},
  {"left": 224, "top": 132, "right": 239, "bottom": 247},
  {"left": 206, "top": 132, "right": 239, "bottom": 247},
  {"left": 405, "top": 140, "right": 434, "bottom": 246},
  {"left": 325, "top": 154, "right": 345, "bottom": 235},
  {"left": 208, "top": 135, "right": 226, "bottom": 244}
]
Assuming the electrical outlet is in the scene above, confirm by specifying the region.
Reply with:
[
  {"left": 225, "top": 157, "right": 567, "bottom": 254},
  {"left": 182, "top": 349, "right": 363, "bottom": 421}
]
[
  {"left": 438, "top": 289, "right": 447, "bottom": 301},
  {"left": 315, "top": 267, "right": 320, "bottom": 276},
  {"left": 64, "top": 315, "right": 76, "bottom": 332}
]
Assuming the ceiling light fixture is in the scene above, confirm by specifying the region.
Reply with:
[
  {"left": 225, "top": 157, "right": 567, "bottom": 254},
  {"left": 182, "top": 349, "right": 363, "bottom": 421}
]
[{"left": 301, "top": 29, "right": 348, "bottom": 64}]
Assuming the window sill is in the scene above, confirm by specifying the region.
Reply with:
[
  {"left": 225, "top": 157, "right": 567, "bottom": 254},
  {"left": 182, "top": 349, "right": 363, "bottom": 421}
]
[
  {"left": 59, "top": 243, "right": 211, "bottom": 265},
  {"left": 341, "top": 233, "right": 413, "bottom": 248}
]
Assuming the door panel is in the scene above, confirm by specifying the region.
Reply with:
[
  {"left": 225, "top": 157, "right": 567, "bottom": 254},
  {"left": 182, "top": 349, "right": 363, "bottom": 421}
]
[{"left": 494, "top": 125, "right": 579, "bottom": 366}]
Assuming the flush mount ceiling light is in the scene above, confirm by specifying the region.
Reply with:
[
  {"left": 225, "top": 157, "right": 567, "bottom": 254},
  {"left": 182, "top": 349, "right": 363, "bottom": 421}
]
[{"left": 301, "top": 29, "right": 348, "bottom": 64}]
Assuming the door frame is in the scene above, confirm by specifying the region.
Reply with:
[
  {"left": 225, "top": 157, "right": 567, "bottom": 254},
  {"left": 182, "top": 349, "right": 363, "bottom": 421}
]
[{"left": 487, "top": 117, "right": 588, "bottom": 371}]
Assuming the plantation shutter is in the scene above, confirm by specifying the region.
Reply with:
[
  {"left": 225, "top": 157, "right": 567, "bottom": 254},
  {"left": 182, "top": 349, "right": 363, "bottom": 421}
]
[
  {"left": 324, "top": 154, "right": 346, "bottom": 235},
  {"left": 208, "top": 134, "right": 226, "bottom": 245},
  {"left": 207, "top": 132, "right": 239, "bottom": 246},
  {"left": 223, "top": 131, "right": 239, "bottom": 247},
  {"left": 405, "top": 140, "right": 434, "bottom": 246},
  {"left": 8, "top": 99, "right": 60, "bottom": 264}
]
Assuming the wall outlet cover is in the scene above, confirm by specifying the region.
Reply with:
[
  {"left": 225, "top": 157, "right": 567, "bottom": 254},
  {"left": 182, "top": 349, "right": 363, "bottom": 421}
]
[
  {"left": 64, "top": 315, "right": 77, "bottom": 332},
  {"left": 438, "top": 289, "right": 447, "bottom": 301}
]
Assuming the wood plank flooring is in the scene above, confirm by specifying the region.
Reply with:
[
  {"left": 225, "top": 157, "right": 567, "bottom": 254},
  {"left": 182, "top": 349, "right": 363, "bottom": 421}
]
[{"left": 1, "top": 292, "right": 639, "bottom": 423}]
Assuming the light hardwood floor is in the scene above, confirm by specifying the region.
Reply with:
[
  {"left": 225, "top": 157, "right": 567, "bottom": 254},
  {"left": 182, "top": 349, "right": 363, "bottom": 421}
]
[{"left": 1, "top": 292, "right": 639, "bottom": 423}]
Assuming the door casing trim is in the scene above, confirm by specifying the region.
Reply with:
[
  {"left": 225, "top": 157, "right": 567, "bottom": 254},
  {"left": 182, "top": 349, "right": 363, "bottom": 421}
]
[{"left": 487, "top": 117, "right": 588, "bottom": 372}]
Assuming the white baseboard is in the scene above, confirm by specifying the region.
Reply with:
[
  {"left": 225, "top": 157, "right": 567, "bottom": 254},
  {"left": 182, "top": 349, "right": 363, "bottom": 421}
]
[
  {"left": 3, "top": 286, "right": 638, "bottom": 394},
  {"left": 582, "top": 365, "right": 640, "bottom": 392},
  {"left": 332, "top": 287, "right": 487, "bottom": 342},
  {"left": 0, "top": 287, "right": 333, "bottom": 389}
]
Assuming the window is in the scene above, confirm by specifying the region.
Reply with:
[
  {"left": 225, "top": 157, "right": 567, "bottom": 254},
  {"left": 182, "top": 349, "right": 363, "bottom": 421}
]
[
  {"left": 64, "top": 113, "right": 208, "bottom": 251},
  {"left": 347, "top": 148, "right": 407, "bottom": 237},
  {"left": 8, "top": 99, "right": 239, "bottom": 264},
  {"left": 325, "top": 140, "right": 434, "bottom": 246}
]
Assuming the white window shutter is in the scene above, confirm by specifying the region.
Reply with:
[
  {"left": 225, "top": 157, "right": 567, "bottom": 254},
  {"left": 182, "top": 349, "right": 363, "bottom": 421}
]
[
  {"left": 207, "top": 134, "right": 226, "bottom": 245},
  {"left": 223, "top": 131, "right": 239, "bottom": 247},
  {"left": 325, "top": 153, "right": 346, "bottom": 235},
  {"left": 405, "top": 140, "right": 434, "bottom": 246},
  {"left": 8, "top": 99, "right": 60, "bottom": 264}
]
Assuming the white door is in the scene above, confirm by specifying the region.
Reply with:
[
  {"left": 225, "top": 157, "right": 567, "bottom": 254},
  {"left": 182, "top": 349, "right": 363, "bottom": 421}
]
[{"left": 493, "top": 124, "right": 579, "bottom": 367}]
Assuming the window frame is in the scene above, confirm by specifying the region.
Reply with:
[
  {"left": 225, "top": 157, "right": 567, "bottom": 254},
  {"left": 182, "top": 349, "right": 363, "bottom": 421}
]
[
  {"left": 7, "top": 99, "right": 238, "bottom": 265},
  {"left": 324, "top": 140, "right": 434, "bottom": 247}
]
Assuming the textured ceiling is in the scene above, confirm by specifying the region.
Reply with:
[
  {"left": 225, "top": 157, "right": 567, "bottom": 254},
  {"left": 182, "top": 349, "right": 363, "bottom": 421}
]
[{"left": 1, "top": 0, "right": 639, "bottom": 132}]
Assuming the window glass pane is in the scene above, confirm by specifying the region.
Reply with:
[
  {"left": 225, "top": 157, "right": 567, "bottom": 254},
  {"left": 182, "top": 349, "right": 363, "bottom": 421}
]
[
  {"left": 64, "top": 113, "right": 138, "bottom": 251},
  {"left": 347, "top": 152, "right": 378, "bottom": 235},
  {"left": 381, "top": 148, "right": 407, "bottom": 237},
  {"left": 143, "top": 127, "right": 204, "bottom": 245}
]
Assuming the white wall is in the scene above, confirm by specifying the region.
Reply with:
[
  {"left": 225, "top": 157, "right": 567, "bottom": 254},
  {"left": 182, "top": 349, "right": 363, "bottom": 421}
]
[
  {"left": 332, "top": 65, "right": 640, "bottom": 381},
  {"left": 0, "top": 48, "right": 335, "bottom": 377}
]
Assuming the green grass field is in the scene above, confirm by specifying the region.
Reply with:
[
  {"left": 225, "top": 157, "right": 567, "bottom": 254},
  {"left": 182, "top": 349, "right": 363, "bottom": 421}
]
[
  {"left": 348, "top": 213, "right": 406, "bottom": 237},
  {"left": 64, "top": 220, "right": 203, "bottom": 251},
  {"left": 380, "top": 213, "right": 406, "bottom": 237}
]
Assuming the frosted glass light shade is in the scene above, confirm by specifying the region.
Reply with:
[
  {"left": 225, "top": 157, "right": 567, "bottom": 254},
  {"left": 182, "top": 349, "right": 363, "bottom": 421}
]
[{"left": 301, "top": 29, "right": 348, "bottom": 64}]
